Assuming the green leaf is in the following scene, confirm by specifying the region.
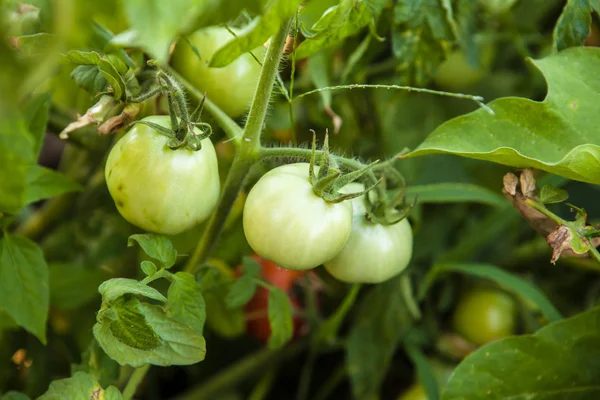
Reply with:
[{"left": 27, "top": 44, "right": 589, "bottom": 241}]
[
  {"left": 98, "top": 278, "right": 167, "bottom": 305},
  {"left": 540, "top": 184, "right": 569, "bottom": 204},
  {"left": 198, "top": 267, "right": 245, "bottom": 338},
  {"left": 392, "top": 0, "right": 452, "bottom": 85},
  {"left": 15, "top": 33, "right": 54, "bottom": 57},
  {"left": 0, "top": 118, "right": 35, "bottom": 214},
  {"left": 405, "top": 47, "right": 600, "bottom": 185},
  {"left": 140, "top": 260, "right": 157, "bottom": 276},
  {"left": 0, "top": 234, "right": 49, "bottom": 344},
  {"left": 38, "top": 371, "right": 122, "bottom": 400},
  {"left": 347, "top": 275, "right": 413, "bottom": 398},
  {"left": 209, "top": 0, "right": 302, "bottom": 67},
  {"left": 405, "top": 342, "right": 440, "bottom": 400},
  {"left": 49, "top": 263, "right": 109, "bottom": 310},
  {"left": 70, "top": 65, "right": 108, "bottom": 94},
  {"left": 23, "top": 93, "right": 50, "bottom": 157},
  {"left": 24, "top": 165, "right": 82, "bottom": 205},
  {"left": 553, "top": 0, "right": 595, "bottom": 52},
  {"left": 422, "top": 263, "right": 563, "bottom": 323},
  {"left": 295, "top": 0, "right": 386, "bottom": 60},
  {"left": 443, "top": 306, "right": 600, "bottom": 400},
  {"left": 267, "top": 288, "right": 293, "bottom": 349},
  {"left": 307, "top": 51, "right": 333, "bottom": 108},
  {"left": 0, "top": 309, "right": 19, "bottom": 330},
  {"left": 226, "top": 256, "right": 261, "bottom": 309},
  {"left": 128, "top": 234, "right": 177, "bottom": 268},
  {"left": 64, "top": 50, "right": 127, "bottom": 100},
  {"left": 168, "top": 272, "right": 206, "bottom": 335},
  {"left": 0, "top": 392, "right": 30, "bottom": 400},
  {"left": 71, "top": 339, "right": 120, "bottom": 388},
  {"left": 405, "top": 183, "right": 506, "bottom": 207},
  {"left": 103, "top": 297, "right": 163, "bottom": 350},
  {"left": 94, "top": 300, "right": 206, "bottom": 367}
]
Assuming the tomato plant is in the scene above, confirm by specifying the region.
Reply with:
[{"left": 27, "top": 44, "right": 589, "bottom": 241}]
[
  {"left": 452, "top": 288, "right": 518, "bottom": 346},
  {"left": 243, "top": 163, "right": 353, "bottom": 270},
  {"left": 3, "top": 1, "right": 600, "bottom": 400},
  {"left": 105, "top": 115, "right": 220, "bottom": 235},
  {"left": 171, "top": 26, "right": 265, "bottom": 118}
]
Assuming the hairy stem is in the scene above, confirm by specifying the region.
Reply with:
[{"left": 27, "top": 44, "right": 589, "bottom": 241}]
[{"left": 183, "top": 18, "right": 293, "bottom": 275}]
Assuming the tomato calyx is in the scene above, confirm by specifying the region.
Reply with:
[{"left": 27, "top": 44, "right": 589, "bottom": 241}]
[
  {"left": 308, "top": 132, "right": 380, "bottom": 203},
  {"left": 127, "top": 64, "right": 213, "bottom": 152}
]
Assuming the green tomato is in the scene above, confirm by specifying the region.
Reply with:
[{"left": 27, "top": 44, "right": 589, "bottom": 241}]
[
  {"left": 397, "top": 383, "right": 427, "bottom": 400},
  {"left": 478, "top": 0, "right": 518, "bottom": 15},
  {"left": 171, "top": 26, "right": 265, "bottom": 118},
  {"left": 434, "top": 37, "right": 495, "bottom": 92},
  {"left": 452, "top": 288, "right": 517, "bottom": 346},
  {"left": 324, "top": 183, "right": 413, "bottom": 283},
  {"left": 105, "top": 115, "right": 220, "bottom": 235},
  {"left": 243, "top": 163, "right": 353, "bottom": 270}
]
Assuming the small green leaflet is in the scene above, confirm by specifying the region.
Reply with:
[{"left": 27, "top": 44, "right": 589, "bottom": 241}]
[
  {"left": 38, "top": 371, "right": 122, "bottom": 400},
  {"left": 168, "top": 272, "right": 206, "bottom": 335},
  {"left": 98, "top": 278, "right": 167, "bottom": 306},
  {"left": 128, "top": 234, "right": 177, "bottom": 269},
  {"left": 267, "top": 288, "right": 293, "bottom": 349},
  {"left": 553, "top": 0, "right": 600, "bottom": 52},
  {"left": 539, "top": 184, "right": 569, "bottom": 204},
  {"left": 63, "top": 50, "right": 127, "bottom": 100},
  {"left": 226, "top": 256, "right": 261, "bottom": 309},
  {"left": 405, "top": 47, "right": 600, "bottom": 185}
]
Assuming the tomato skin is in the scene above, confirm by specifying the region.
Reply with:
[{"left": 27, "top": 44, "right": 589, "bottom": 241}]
[
  {"left": 243, "top": 163, "right": 353, "bottom": 270},
  {"left": 170, "top": 26, "right": 265, "bottom": 118},
  {"left": 452, "top": 288, "right": 517, "bottom": 346},
  {"left": 105, "top": 115, "right": 220, "bottom": 235},
  {"left": 397, "top": 383, "right": 427, "bottom": 400},
  {"left": 324, "top": 183, "right": 413, "bottom": 284}
]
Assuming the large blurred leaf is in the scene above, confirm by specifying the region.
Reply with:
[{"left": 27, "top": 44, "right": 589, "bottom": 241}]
[
  {"left": 405, "top": 183, "right": 506, "bottom": 207},
  {"left": 24, "top": 165, "right": 82, "bottom": 205},
  {"left": 38, "top": 371, "right": 122, "bottom": 400},
  {"left": 443, "top": 306, "right": 600, "bottom": 400},
  {"left": 405, "top": 47, "right": 600, "bottom": 184},
  {"left": 0, "top": 234, "right": 49, "bottom": 344},
  {"left": 422, "top": 263, "right": 563, "bottom": 323},
  {"left": 209, "top": 0, "right": 302, "bottom": 67},
  {"left": 295, "top": 0, "right": 386, "bottom": 59},
  {"left": 346, "top": 275, "right": 413, "bottom": 399},
  {"left": 49, "top": 263, "right": 108, "bottom": 310},
  {"left": 553, "top": 0, "right": 600, "bottom": 51}
]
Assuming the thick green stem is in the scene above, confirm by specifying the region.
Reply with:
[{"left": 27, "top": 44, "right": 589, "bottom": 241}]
[
  {"left": 122, "top": 364, "right": 150, "bottom": 400},
  {"left": 165, "top": 66, "right": 243, "bottom": 145},
  {"left": 173, "top": 341, "right": 307, "bottom": 400},
  {"left": 183, "top": 18, "right": 293, "bottom": 275}
]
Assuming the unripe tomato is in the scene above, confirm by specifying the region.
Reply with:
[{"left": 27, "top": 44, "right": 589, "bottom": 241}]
[
  {"left": 105, "top": 115, "right": 220, "bottom": 235},
  {"left": 238, "top": 255, "right": 306, "bottom": 342},
  {"left": 452, "top": 288, "right": 517, "bottom": 346},
  {"left": 243, "top": 163, "right": 353, "bottom": 270},
  {"left": 324, "top": 183, "right": 413, "bottom": 283},
  {"left": 397, "top": 383, "right": 427, "bottom": 400},
  {"left": 478, "top": 0, "right": 518, "bottom": 15},
  {"left": 434, "top": 37, "right": 495, "bottom": 92},
  {"left": 171, "top": 26, "right": 265, "bottom": 118}
]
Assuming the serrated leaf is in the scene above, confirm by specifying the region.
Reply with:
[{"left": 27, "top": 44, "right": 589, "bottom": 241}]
[
  {"left": 347, "top": 275, "right": 413, "bottom": 398},
  {"left": 0, "top": 118, "right": 35, "bottom": 214},
  {"left": 24, "top": 165, "right": 82, "bottom": 205},
  {"left": 168, "top": 272, "right": 206, "bottom": 335},
  {"left": 209, "top": 0, "right": 302, "bottom": 67},
  {"left": 128, "top": 234, "right": 177, "bottom": 268},
  {"left": 103, "top": 297, "right": 162, "bottom": 350},
  {"left": 405, "top": 183, "right": 506, "bottom": 207},
  {"left": 140, "top": 261, "right": 157, "bottom": 276},
  {"left": 64, "top": 50, "right": 126, "bottom": 100},
  {"left": 443, "top": 306, "right": 600, "bottom": 400},
  {"left": 94, "top": 300, "right": 206, "bottom": 367},
  {"left": 71, "top": 64, "right": 108, "bottom": 94},
  {"left": 267, "top": 288, "right": 293, "bottom": 349},
  {"left": 38, "top": 371, "right": 122, "bottom": 400},
  {"left": 295, "top": 0, "right": 385, "bottom": 59},
  {"left": 226, "top": 257, "right": 261, "bottom": 309},
  {"left": 422, "top": 263, "right": 563, "bottom": 323},
  {"left": 49, "top": 263, "right": 108, "bottom": 310},
  {"left": 98, "top": 278, "right": 167, "bottom": 305},
  {"left": 405, "top": 47, "right": 600, "bottom": 184},
  {"left": 0, "top": 234, "right": 49, "bottom": 344},
  {"left": 540, "top": 184, "right": 569, "bottom": 204},
  {"left": 553, "top": 0, "right": 595, "bottom": 52}
]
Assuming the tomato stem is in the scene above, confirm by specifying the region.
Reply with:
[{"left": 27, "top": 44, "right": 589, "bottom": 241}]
[
  {"left": 183, "top": 18, "right": 294, "bottom": 274},
  {"left": 122, "top": 364, "right": 150, "bottom": 400}
]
